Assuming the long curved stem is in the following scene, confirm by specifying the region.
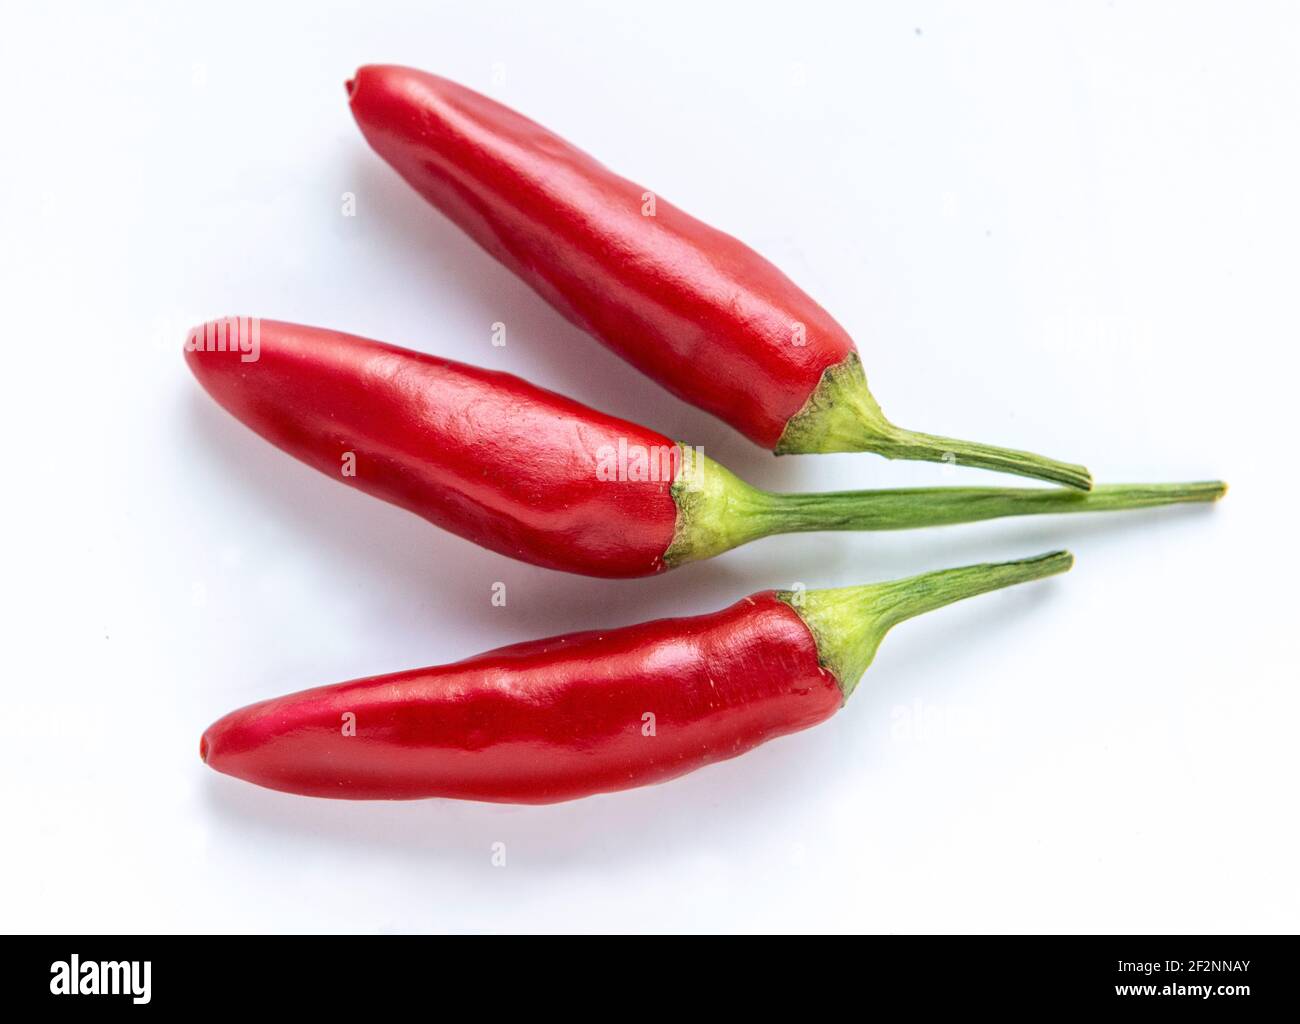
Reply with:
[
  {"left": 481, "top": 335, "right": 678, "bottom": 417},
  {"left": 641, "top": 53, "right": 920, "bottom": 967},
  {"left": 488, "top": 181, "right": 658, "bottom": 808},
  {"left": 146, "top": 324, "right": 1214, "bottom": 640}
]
[
  {"left": 755, "top": 481, "right": 1227, "bottom": 534},
  {"left": 664, "top": 448, "right": 1226, "bottom": 568}
]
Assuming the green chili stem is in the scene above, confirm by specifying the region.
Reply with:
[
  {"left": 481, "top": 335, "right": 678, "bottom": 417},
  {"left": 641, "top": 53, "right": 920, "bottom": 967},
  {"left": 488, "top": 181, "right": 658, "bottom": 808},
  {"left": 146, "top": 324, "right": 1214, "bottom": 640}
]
[
  {"left": 864, "top": 549, "right": 1074, "bottom": 629},
  {"left": 774, "top": 353, "right": 1094, "bottom": 490},
  {"left": 664, "top": 450, "right": 1226, "bottom": 567},
  {"left": 755, "top": 480, "right": 1227, "bottom": 534},
  {"left": 865, "top": 427, "right": 1094, "bottom": 491},
  {"left": 783, "top": 551, "right": 1074, "bottom": 698}
]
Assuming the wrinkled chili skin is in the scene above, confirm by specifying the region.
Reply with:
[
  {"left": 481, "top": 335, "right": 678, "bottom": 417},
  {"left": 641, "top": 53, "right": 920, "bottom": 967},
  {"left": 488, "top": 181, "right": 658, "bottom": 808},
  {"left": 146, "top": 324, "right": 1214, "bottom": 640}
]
[
  {"left": 201, "top": 592, "right": 841, "bottom": 802},
  {"left": 185, "top": 319, "right": 680, "bottom": 577},
  {"left": 347, "top": 65, "right": 856, "bottom": 450}
]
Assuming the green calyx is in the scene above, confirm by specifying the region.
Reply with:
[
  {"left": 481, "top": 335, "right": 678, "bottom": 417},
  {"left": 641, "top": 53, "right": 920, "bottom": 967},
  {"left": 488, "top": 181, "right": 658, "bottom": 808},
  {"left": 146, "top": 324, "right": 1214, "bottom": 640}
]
[
  {"left": 663, "top": 450, "right": 776, "bottom": 566},
  {"left": 662, "top": 443, "right": 1225, "bottom": 568},
  {"left": 775, "top": 352, "right": 1094, "bottom": 491},
  {"left": 778, "top": 550, "right": 1074, "bottom": 699}
]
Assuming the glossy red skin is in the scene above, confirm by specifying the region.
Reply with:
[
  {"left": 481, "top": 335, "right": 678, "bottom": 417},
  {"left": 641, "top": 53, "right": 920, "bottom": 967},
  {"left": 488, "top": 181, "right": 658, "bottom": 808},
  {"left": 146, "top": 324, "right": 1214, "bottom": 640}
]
[
  {"left": 201, "top": 592, "right": 842, "bottom": 803},
  {"left": 347, "top": 65, "right": 857, "bottom": 450},
  {"left": 185, "top": 319, "right": 680, "bottom": 577}
]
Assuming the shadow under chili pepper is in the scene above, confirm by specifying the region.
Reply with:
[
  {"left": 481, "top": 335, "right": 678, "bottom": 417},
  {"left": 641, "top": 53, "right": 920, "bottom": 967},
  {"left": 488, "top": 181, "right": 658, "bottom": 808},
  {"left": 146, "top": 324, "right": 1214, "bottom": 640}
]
[
  {"left": 185, "top": 390, "right": 497, "bottom": 613},
  {"left": 184, "top": 385, "right": 778, "bottom": 622},
  {"left": 196, "top": 576, "right": 1065, "bottom": 893},
  {"left": 196, "top": 718, "right": 849, "bottom": 890}
]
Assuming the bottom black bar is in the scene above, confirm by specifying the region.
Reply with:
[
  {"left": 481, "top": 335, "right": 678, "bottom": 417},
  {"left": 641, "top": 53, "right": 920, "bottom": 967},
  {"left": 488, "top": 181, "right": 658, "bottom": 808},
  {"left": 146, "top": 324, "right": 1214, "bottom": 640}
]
[{"left": 1, "top": 935, "right": 1291, "bottom": 1013}]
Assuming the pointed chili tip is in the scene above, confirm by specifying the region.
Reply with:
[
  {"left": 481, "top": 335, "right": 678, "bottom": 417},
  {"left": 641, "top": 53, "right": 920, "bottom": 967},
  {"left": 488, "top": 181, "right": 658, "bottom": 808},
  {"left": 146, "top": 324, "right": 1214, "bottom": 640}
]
[
  {"left": 183, "top": 322, "right": 209, "bottom": 374},
  {"left": 182, "top": 317, "right": 263, "bottom": 375}
]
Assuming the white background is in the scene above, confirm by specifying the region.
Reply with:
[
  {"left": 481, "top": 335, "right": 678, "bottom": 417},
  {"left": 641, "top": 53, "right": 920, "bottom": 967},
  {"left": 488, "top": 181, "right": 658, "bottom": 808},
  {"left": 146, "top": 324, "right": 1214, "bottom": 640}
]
[{"left": 2, "top": 0, "right": 1296, "bottom": 934}]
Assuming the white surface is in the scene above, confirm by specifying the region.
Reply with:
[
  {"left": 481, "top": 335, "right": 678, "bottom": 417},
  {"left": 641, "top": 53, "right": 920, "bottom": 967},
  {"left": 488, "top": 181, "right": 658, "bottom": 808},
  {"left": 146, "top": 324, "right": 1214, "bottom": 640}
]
[{"left": 1, "top": 0, "right": 1296, "bottom": 934}]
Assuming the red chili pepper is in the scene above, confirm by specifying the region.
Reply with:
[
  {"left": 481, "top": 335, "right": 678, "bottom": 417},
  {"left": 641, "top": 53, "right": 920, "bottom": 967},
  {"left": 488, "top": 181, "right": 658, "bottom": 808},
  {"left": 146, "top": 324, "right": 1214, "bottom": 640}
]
[
  {"left": 186, "top": 319, "right": 1222, "bottom": 577},
  {"left": 201, "top": 551, "right": 1071, "bottom": 802},
  {"left": 347, "top": 65, "right": 1092, "bottom": 489}
]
